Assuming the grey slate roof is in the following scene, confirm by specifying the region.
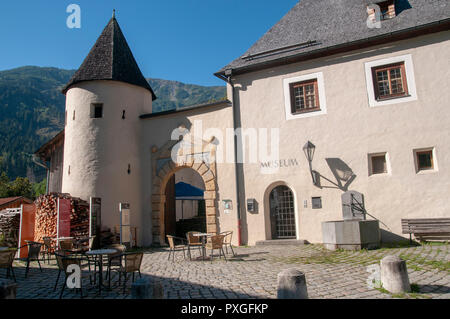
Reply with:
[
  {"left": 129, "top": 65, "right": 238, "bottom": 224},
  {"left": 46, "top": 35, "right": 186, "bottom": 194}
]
[
  {"left": 62, "top": 17, "right": 156, "bottom": 100},
  {"left": 217, "top": 0, "right": 450, "bottom": 75}
]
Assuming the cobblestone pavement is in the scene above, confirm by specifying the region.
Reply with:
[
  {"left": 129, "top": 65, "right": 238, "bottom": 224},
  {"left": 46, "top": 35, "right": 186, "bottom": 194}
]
[{"left": 5, "top": 243, "right": 449, "bottom": 299}]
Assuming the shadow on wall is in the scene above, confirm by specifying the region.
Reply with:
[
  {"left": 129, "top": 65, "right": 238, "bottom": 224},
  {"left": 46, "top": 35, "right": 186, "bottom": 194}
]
[
  {"left": 313, "top": 158, "right": 395, "bottom": 238},
  {"left": 312, "top": 158, "right": 357, "bottom": 191}
]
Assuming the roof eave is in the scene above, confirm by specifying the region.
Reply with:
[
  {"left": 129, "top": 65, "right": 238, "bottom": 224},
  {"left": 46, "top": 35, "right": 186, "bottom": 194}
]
[
  {"left": 140, "top": 100, "right": 232, "bottom": 119},
  {"left": 61, "top": 79, "right": 157, "bottom": 101},
  {"left": 216, "top": 19, "right": 450, "bottom": 79}
]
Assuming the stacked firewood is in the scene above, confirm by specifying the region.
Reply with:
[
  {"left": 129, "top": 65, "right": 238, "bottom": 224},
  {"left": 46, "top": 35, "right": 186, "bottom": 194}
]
[
  {"left": 34, "top": 193, "right": 90, "bottom": 243},
  {"left": 69, "top": 197, "right": 89, "bottom": 238},
  {"left": 0, "top": 209, "right": 20, "bottom": 247},
  {"left": 34, "top": 194, "right": 59, "bottom": 243}
]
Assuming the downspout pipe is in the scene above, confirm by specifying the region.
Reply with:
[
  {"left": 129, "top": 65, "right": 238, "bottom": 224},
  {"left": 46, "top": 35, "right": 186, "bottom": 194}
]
[
  {"left": 32, "top": 154, "right": 49, "bottom": 195},
  {"left": 215, "top": 70, "right": 242, "bottom": 246}
]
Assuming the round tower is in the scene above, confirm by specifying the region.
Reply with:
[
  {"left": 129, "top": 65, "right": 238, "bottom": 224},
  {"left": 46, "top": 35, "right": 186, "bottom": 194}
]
[{"left": 61, "top": 16, "right": 156, "bottom": 246}]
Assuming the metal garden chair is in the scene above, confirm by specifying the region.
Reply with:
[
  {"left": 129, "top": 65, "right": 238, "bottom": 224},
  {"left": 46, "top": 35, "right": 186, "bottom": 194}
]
[
  {"left": 42, "top": 237, "right": 55, "bottom": 264},
  {"left": 0, "top": 249, "right": 17, "bottom": 282},
  {"left": 205, "top": 234, "right": 227, "bottom": 263},
  {"left": 18, "top": 241, "right": 43, "bottom": 278},
  {"left": 108, "top": 252, "right": 144, "bottom": 293},
  {"left": 186, "top": 231, "right": 204, "bottom": 260},
  {"left": 166, "top": 235, "right": 188, "bottom": 262},
  {"left": 54, "top": 251, "right": 85, "bottom": 299},
  {"left": 219, "top": 231, "right": 235, "bottom": 256}
]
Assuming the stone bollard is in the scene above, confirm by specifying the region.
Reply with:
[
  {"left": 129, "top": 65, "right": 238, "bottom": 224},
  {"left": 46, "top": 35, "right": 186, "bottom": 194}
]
[
  {"left": 277, "top": 268, "right": 308, "bottom": 299},
  {"left": 0, "top": 279, "right": 18, "bottom": 299},
  {"left": 131, "top": 278, "right": 164, "bottom": 299},
  {"left": 380, "top": 255, "right": 411, "bottom": 293}
]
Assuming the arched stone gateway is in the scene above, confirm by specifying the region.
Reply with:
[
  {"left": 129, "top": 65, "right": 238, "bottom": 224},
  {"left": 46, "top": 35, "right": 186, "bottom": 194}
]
[{"left": 150, "top": 134, "right": 219, "bottom": 245}]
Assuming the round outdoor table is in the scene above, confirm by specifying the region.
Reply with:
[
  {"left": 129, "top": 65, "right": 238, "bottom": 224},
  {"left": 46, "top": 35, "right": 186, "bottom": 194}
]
[
  {"left": 85, "top": 249, "right": 117, "bottom": 293},
  {"left": 192, "top": 233, "right": 213, "bottom": 260}
]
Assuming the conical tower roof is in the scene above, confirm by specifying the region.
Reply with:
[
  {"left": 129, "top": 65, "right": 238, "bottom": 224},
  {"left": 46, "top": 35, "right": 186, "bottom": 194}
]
[{"left": 62, "top": 16, "right": 156, "bottom": 100}]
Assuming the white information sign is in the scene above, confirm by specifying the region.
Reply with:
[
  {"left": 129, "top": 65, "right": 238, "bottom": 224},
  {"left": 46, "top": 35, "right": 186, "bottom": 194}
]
[{"left": 119, "top": 203, "right": 131, "bottom": 248}]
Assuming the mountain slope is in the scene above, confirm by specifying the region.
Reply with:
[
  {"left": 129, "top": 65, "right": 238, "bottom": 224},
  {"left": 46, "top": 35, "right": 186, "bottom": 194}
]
[
  {"left": 0, "top": 66, "right": 226, "bottom": 181},
  {"left": 149, "top": 78, "right": 226, "bottom": 112}
]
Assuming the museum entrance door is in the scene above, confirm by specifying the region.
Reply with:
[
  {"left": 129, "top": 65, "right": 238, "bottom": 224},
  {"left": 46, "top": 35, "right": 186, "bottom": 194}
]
[{"left": 269, "top": 185, "right": 296, "bottom": 239}]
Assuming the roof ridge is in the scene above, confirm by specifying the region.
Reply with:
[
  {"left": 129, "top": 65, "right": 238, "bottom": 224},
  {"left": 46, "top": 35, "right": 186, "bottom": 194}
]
[{"left": 110, "top": 17, "right": 115, "bottom": 78}]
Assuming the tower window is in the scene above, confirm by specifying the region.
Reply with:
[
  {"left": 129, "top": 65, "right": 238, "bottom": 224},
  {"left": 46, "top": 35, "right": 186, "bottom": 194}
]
[{"left": 91, "top": 103, "right": 103, "bottom": 118}]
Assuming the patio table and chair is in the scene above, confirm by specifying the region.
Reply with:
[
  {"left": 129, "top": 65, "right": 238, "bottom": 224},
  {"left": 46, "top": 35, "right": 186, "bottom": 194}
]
[
  {"left": 107, "top": 251, "right": 144, "bottom": 293},
  {"left": 84, "top": 248, "right": 117, "bottom": 293},
  {"left": 182, "top": 231, "right": 232, "bottom": 262},
  {"left": 54, "top": 250, "right": 86, "bottom": 298}
]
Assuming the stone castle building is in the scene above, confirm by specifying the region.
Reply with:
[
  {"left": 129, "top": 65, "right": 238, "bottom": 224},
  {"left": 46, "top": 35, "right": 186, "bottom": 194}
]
[{"left": 36, "top": 0, "right": 450, "bottom": 246}]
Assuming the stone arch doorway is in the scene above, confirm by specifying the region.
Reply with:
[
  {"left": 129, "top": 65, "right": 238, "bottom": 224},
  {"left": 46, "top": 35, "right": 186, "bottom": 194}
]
[
  {"left": 163, "top": 167, "right": 207, "bottom": 240},
  {"left": 265, "top": 182, "right": 298, "bottom": 240},
  {"left": 151, "top": 137, "right": 219, "bottom": 245}
]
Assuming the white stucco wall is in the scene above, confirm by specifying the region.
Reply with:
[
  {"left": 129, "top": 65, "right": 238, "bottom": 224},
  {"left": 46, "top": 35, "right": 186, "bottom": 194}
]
[
  {"left": 231, "top": 31, "right": 450, "bottom": 245},
  {"left": 62, "top": 80, "right": 153, "bottom": 245}
]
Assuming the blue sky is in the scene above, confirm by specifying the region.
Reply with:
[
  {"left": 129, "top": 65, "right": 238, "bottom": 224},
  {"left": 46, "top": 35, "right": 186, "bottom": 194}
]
[{"left": 0, "top": 1, "right": 299, "bottom": 86}]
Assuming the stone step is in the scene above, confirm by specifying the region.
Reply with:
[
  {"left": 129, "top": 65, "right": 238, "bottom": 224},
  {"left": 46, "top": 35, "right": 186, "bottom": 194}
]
[{"left": 255, "top": 239, "right": 309, "bottom": 246}]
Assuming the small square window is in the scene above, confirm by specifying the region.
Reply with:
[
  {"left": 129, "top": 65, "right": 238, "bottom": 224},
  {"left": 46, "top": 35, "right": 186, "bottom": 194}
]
[
  {"left": 91, "top": 103, "right": 103, "bottom": 118},
  {"left": 312, "top": 197, "right": 322, "bottom": 209},
  {"left": 415, "top": 149, "right": 434, "bottom": 171},
  {"left": 369, "top": 154, "right": 387, "bottom": 175},
  {"left": 290, "top": 79, "right": 320, "bottom": 114}
]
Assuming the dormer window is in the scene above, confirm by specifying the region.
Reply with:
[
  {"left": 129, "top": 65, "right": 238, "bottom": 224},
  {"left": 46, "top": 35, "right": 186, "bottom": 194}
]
[{"left": 377, "top": 0, "right": 396, "bottom": 20}]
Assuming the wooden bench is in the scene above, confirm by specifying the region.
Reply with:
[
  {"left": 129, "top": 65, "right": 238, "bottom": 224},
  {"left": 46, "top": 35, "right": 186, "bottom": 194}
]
[{"left": 401, "top": 218, "right": 450, "bottom": 242}]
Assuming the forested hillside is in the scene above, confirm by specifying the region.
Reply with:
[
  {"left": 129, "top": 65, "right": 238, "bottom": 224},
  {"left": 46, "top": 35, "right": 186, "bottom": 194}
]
[{"left": 0, "top": 66, "right": 226, "bottom": 181}]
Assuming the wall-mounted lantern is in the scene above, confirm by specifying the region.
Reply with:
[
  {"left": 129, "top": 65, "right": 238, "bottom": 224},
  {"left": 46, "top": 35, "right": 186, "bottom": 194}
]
[
  {"left": 303, "top": 141, "right": 316, "bottom": 164},
  {"left": 303, "top": 141, "right": 320, "bottom": 187}
]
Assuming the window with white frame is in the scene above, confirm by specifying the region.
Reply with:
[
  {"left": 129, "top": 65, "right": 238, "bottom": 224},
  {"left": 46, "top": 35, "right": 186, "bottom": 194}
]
[
  {"left": 283, "top": 72, "right": 327, "bottom": 120},
  {"left": 365, "top": 54, "right": 417, "bottom": 107}
]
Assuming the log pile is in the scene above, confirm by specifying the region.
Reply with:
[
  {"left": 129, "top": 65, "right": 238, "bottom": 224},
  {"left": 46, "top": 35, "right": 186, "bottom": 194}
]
[
  {"left": 34, "top": 193, "right": 90, "bottom": 243},
  {"left": 0, "top": 209, "right": 20, "bottom": 247},
  {"left": 34, "top": 194, "right": 58, "bottom": 243},
  {"left": 70, "top": 199, "right": 89, "bottom": 238}
]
